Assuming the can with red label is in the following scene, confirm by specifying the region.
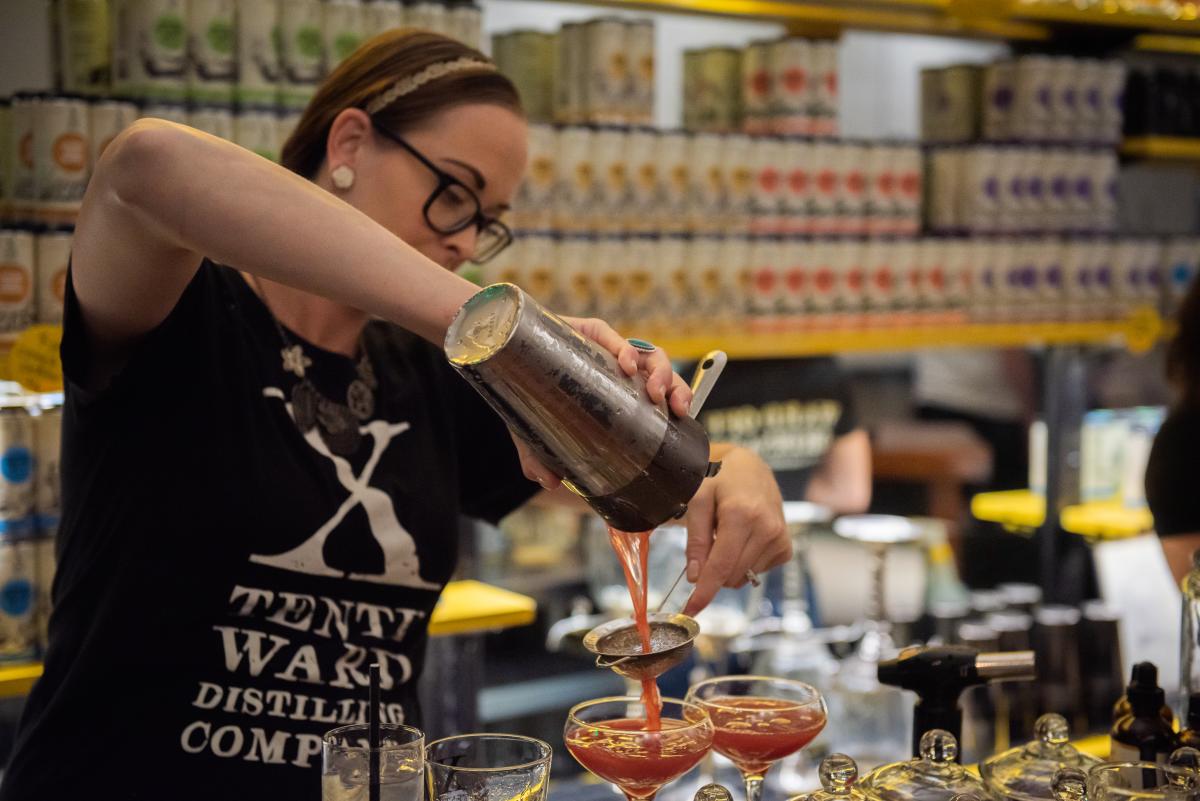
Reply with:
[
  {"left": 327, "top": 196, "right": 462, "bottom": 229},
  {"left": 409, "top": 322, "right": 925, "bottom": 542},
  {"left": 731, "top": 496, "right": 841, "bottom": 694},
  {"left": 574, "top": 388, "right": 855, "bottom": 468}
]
[
  {"left": 891, "top": 238, "right": 920, "bottom": 326},
  {"left": 781, "top": 139, "right": 812, "bottom": 236},
  {"left": 838, "top": 144, "right": 869, "bottom": 236},
  {"left": 746, "top": 236, "right": 782, "bottom": 329},
  {"left": 35, "top": 227, "right": 72, "bottom": 325},
  {"left": 810, "top": 142, "right": 839, "bottom": 237},
  {"left": 916, "top": 238, "right": 948, "bottom": 325},
  {"left": 749, "top": 137, "right": 784, "bottom": 236},
  {"left": 807, "top": 240, "right": 837, "bottom": 328},
  {"left": 865, "top": 144, "right": 894, "bottom": 237},
  {"left": 34, "top": 96, "right": 90, "bottom": 226},
  {"left": 741, "top": 41, "right": 774, "bottom": 135},
  {"left": 812, "top": 41, "right": 839, "bottom": 138},
  {"left": 832, "top": 238, "right": 866, "bottom": 328},
  {"left": 88, "top": 99, "right": 139, "bottom": 169},
  {"left": 862, "top": 238, "right": 896, "bottom": 323},
  {"left": 894, "top": 146, "right": 923, "bottom": 236},
  {"left": 0, "top": 230, "right": 35, "bottom": 334},
  {"left": 770, "top": 38, "right": 814, "bottom": 136},
  {"left": 777, "top": 238, "right": 808, "bottom": 326}
]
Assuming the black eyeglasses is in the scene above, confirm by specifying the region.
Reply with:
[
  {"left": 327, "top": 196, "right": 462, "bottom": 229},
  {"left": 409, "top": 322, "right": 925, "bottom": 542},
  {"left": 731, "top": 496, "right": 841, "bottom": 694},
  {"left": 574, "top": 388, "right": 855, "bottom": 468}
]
[{"left": 370, "top": 119, "right": 513, "bottom": 263}]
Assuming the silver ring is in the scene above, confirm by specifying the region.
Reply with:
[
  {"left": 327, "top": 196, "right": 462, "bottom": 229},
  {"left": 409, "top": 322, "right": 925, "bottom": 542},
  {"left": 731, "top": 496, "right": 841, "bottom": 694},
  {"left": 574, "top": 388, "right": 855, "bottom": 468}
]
[
  {"left": 745, "top": 569, "right": 761, "bottom": 587},
  {"left": 627, "top": 337, "right": 657, "bottom": 353}
]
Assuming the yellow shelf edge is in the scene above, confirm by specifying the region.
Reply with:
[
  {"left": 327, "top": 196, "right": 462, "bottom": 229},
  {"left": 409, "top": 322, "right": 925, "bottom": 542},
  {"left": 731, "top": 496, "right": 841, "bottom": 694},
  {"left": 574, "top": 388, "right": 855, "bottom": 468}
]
[
  {"left": 1122, "top": 136, "right": 1200, "bottom": 162},
  {"left": 648, "top": 319, "right": 1140, "bottom": 361},
  {"left": 519, "top": 0, "right": 1049, "bottom": 38},
  {"left": 0, "top": 662, "right": 43, "bottom": 699},
  {"left": 1134, "top": 33, "right": 1200, "bottom": 55},
  {"left": 1010, "top": 0, "right": 1200, "bottom": 33},
  {"left": 428, "top": 579, "right": 538, "bottom": 638}
]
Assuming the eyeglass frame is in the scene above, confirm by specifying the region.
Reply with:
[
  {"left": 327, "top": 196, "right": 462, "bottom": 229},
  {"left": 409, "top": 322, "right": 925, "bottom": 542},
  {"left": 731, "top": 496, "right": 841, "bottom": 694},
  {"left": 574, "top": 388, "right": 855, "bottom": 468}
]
[{"left": 368, "top": 117, "right": 514, "bottom": 263}]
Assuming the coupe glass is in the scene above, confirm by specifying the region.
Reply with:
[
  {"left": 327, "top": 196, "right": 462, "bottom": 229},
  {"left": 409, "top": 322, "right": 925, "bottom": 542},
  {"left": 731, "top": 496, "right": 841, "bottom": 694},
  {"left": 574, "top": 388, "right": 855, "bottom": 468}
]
[
  {"left": 687, "top": 676, "right": 827, "bottom": 801},
  {"left": 565, "top": 696, "right": 714, "bottom": 801}
]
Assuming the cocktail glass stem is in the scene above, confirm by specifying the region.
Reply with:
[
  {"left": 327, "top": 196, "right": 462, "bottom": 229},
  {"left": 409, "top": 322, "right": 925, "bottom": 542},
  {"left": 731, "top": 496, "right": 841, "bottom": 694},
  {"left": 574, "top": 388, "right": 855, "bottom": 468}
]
[
  {"left": 856, "top": 542, "right": 893, "bottom": 664},
  {"left": 743, "top": 771, "right": 766, "bottom": 801}
]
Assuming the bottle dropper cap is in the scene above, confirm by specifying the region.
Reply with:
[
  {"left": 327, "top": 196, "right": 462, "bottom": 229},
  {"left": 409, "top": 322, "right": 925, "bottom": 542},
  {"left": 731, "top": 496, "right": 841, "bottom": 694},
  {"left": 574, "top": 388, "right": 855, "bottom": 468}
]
[{"left": 1127, "top": 662, "right": 1166, "bottom": 715}]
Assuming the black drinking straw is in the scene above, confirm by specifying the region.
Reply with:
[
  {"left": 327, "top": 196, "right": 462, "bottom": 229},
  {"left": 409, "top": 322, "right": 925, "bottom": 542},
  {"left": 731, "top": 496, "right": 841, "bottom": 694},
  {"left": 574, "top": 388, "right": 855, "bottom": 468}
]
[{"left": 369, "top": 663, "right": 381, "bottom": 801}]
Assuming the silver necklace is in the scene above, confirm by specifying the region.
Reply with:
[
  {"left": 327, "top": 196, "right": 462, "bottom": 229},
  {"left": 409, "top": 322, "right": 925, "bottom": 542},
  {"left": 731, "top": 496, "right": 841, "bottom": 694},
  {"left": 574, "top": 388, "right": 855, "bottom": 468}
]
[{"left": 251, "top": 275, "right": 378, "bottom": 456}]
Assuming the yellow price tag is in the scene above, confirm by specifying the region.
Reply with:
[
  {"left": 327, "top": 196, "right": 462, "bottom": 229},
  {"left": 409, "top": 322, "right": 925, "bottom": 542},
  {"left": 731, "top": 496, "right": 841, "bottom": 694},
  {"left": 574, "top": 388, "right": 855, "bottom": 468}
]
[
  {"left": 1124, "top": 305, "right": 1163, "bottom": 355},
  {"left": 8, "top": 325, "right": 64, "bottom": 393}
]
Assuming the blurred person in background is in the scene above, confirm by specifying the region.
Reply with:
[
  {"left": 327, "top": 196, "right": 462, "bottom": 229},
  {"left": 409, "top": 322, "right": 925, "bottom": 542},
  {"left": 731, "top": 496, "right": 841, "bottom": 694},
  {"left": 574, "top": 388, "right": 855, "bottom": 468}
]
[
  {"left": 1146, "top": 277, "right": 1200, "bottom": 584},
  {"left": 695, "top": 357, "right": 871, "bottom": 514}
]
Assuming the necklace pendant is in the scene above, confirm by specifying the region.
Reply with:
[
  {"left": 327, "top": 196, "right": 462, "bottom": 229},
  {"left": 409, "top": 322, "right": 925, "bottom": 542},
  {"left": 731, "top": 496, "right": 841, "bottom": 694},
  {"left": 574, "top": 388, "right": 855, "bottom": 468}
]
[
  {"left": 281, "top": 345, "right": 312, "bottom": 378},
  {"left": 347, "top": 379, "right": 375, "bottom": 421}
]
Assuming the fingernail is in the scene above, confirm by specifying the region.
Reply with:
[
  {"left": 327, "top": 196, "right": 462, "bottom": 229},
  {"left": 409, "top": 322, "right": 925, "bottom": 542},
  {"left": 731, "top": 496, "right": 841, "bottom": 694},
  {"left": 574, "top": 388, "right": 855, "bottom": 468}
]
[{"left": 687, "top": 559, "right": 700, "bottom": 582}]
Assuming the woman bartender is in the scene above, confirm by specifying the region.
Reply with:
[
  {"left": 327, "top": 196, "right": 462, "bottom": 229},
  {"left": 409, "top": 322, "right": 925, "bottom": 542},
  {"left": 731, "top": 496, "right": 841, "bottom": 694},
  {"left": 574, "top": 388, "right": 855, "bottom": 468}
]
[{"left": 0, "top": 30, "right": 789, "bottom": 800}]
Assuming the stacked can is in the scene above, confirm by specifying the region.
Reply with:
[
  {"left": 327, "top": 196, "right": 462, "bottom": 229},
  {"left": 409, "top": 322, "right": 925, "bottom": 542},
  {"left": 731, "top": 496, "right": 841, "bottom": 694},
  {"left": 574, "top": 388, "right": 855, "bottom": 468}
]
[
  {"left": 682, "top": 47, "right": 741, "bottom": 133},
  {"left": 929, "top": 145, "right": 1119, "bottom": 236},
  {"left": 982, "top": 56, "right": 1125, "bottom": 146},
  {"left": 0, "top": 397, "right": 39, "bottom": 663},
  {"left": 535, "top": 17, "right": 655, "bottom": 126},
  {"left": 493, "top": 30, "right": 558, "bottom": 124}
]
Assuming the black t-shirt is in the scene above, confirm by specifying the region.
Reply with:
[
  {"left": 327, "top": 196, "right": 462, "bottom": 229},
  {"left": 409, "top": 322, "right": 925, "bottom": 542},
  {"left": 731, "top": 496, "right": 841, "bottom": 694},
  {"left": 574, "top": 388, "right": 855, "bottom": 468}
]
[
  {"left": 0, "top": 262, "right": 537, "bottom": 800},
  {"left": 695, "top": 357, "right": 858, "bottom": 501},
  {"left": 1146, "top": 406, "right": 1200, "bottom": 537}
]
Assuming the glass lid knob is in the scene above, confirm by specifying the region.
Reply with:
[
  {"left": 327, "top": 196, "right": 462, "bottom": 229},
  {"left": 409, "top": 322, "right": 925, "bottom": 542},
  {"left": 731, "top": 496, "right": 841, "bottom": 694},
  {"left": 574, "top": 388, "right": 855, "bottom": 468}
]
[
  {"left": 820, "top": 754, "right": 860, "bottom": 795},
  {"left": 920, "top": 730, "right": 959, "bottom": 765},
  {"left": 1035, "top": 714, "right": 1071, "bottom": 746}
]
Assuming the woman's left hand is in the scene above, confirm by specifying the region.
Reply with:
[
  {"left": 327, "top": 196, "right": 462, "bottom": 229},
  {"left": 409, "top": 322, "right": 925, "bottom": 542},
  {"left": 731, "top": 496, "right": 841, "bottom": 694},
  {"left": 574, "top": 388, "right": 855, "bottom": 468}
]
[{"left": 683, "top": 444, "right": 790, "bottom": 616}]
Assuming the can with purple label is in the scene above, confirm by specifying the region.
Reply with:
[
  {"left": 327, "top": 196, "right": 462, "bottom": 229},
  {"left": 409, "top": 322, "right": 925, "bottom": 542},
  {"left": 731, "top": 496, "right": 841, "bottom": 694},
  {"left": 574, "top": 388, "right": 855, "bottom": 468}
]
[
  {"left": 984, "top": 61, "right": 1016, "bottom": 142},
  {"left": 1015, "top": 55, "right": 1054, "bottom": 142}
]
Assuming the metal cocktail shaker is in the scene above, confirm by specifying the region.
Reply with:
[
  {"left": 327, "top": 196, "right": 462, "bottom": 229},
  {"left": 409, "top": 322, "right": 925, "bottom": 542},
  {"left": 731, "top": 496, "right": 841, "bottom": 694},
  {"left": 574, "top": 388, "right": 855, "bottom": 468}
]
[{"left": 444, "top": 283, "right": 716, "bottom": 532}]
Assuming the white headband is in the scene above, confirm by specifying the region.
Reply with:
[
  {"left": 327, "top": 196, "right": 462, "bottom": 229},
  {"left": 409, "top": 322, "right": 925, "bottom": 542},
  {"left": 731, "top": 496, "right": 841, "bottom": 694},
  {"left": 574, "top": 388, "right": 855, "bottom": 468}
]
[{"left": 366, "top": 58, "right": 498, "bottom": 116}]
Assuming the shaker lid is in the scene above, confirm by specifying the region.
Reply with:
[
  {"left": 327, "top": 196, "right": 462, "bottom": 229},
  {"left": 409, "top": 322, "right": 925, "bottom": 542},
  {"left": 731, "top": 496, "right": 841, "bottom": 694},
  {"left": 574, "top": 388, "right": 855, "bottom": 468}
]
[
  {"left": 861, "top": 731, "right": 988, "bottom": 801},
  {"left": 981, "top": 714, "right": 1100, "bottom": 801}
]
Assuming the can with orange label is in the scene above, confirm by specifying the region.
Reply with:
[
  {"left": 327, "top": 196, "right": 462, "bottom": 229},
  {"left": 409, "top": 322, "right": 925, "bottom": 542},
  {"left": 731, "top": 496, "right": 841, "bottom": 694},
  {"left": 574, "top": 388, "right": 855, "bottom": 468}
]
[
  {"left": 9, "top": 94, "right": 39, "bottom": 226},
  {"left": 582, "top": 18, "right": 631, "bottom": 125},
  {"left": 689, "top": 133, "right": 725, "bottom": 235},
  {"left": 693, "top": 234, "right": 727, "bottom": 328},
  {"left": 625, "top": 128, "right": 660, "bottom": 234},
  {"left": 556, "top": 126, "right": 596, "bottom": 234},
  {"left": 593, "top": 126, "right": 630, "bottom": 234},
  {"left": 35, "top": 227, "right": 72, "bottom": 326},
  {"left": 523, "top": 232, "right": 561, "bottom": 310},
  {"left": 659, "top": 131, "right": 692, "bottom": 235},
  {"left": 724, "top": 133, "right": 755, "bottom": 235},
  {"left": 627, "top": 20, "right": 655, "bottom": 126},
  {"left": 718, "top": 234, "right": 751, "bottom": 323},
  {"left": 594, "top": 234, "right": 628, "bottom": 326},
  {"left": 0, "top": 229, "right": 35, "bottom": 334},
  {"left": 513, "top": 123, "right": 558, "bottom": 232},
  {"left": 560, "top": 234, "right": 598, "bottom": 319},
  {"left": 624, "top": 234, "right": 657, "bottom": 326},
  {"left": 88, "top": 99, "right": 138, "bottom": 170}
]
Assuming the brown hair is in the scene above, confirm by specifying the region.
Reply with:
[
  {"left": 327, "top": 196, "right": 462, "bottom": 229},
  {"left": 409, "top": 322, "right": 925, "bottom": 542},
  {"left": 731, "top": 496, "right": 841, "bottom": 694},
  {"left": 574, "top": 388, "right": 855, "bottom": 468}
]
[
  {"left": 280, "top": 29, "right": 523, "bottom": 179},
  {"left": 1169, "top": 276, "right": 1200, "bottom": 408}
]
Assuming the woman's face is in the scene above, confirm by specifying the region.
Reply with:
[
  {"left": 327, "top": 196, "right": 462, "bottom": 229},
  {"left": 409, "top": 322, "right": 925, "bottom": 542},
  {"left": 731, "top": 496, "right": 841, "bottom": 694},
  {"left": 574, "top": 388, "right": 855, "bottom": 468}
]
[{"left": 327, "top": 103, "right": 528, "bottom": 272}]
